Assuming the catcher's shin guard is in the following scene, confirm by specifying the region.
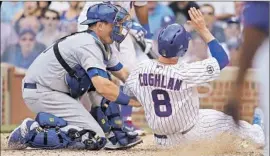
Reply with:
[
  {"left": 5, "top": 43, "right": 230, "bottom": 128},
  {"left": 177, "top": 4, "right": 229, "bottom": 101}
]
[
  {"left": 91, "top": 98, "right": 141, "bottom": 148},
  {"left": 91, "top": 104, "right": 129, "bottom": 146}
]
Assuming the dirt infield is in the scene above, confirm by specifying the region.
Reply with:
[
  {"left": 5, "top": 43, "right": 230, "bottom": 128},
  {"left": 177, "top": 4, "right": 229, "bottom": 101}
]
[{"left": 1, "top": 133, "right": 263, "bottom": 156}]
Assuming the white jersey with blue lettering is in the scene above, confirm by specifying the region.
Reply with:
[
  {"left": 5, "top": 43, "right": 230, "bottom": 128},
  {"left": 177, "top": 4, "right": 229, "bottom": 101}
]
[
  {"left": 124, "top": 58, "right": 265, "bottom": 146},
  {"left": 124, "top": 58, "right": 220, "bottom": 134}
]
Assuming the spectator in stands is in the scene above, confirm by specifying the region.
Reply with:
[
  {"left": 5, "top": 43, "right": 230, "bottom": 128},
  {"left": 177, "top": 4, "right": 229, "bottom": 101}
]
[
  {"left": 147, "top": 2, "right": 175, "bottom": 40},
  {"left": 13, "top": 2, "right": 41, "bottom": 24},
  {"left": 59, "top": 2, "right": 80, "bottom": 35},
  {"left": 224, "top": 18, "right": 241, "bottom": 66},
  {"left": 197, "top": 2, "right": 235, "bottom": 21},
  {"left": 200, "top": 4, "right": 226, "bottom": 43},
  {"left": 77, "top": 2, "right": 86, "bottom": 13},
  {"left": 1, "top": 2, "right": 24, "bottom": 23},
  {"left": 1, "top": 29, "right": 46, "bottom": 69},
  {"left": 49, "top": 1, "right": 70, "bottom": 13},
  {"left": 37, "top": 1, "right": 52, "bottom": 17},
  {"left": 169, "top": 1, "right": 200, "bottom": 25},
  {"left": 234, "top": 2, "right": 244, "bottom": 22},
  {"left": 224, "top": 18, "right": 241, "bottom": 50},
  {"left": 16, "top": 16, "right": 41, "bottom": 34},
  {"left": 36, "top": 9, "right": 63, "bottom": 47},
  {"left": 1, "top": 23, "right": 19, "bottom": 56}
]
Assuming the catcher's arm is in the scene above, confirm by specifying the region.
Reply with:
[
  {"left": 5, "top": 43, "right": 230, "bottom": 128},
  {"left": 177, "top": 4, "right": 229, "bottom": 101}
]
[
  {"left": 110, "top": 67, "right": 130, "bottom": 83},
  {"left": 91, "top": 76, "right": 141, "bottom": 107}
]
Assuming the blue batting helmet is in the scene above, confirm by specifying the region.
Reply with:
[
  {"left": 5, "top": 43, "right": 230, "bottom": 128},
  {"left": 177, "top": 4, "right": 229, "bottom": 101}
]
[
  {"left": 158, "top": 24, "right": 191, "bottom": 58},
  {"left": 80, "top": 3, "right": 132, "bottom": 43}
]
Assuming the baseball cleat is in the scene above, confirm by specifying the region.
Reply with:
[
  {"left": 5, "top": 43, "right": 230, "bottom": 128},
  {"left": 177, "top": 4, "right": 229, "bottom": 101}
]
[
  {"left": 123, "top": 117, "right": 146, "bottom": 136},
  {"left": 134, "top": 129, "right": 146, "bottom": 136},
  {"left": 104, "top": 137, "right": 143, "bottom": 150},
  {"left": 7, "top": 118, "right": 36, "bottom": 150}
]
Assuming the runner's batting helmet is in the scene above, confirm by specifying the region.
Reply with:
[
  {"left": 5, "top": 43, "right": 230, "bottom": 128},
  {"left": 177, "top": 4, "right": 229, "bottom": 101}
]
[{"left": 158, "top": 24, "right": 191, "bottom": 58}]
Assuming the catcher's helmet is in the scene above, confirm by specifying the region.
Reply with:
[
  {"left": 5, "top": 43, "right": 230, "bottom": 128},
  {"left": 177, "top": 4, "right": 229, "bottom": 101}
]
[
  {"left": 80, "top": 3, "right": 132, "bottom": 43},
  {"left": 158, "top": 24, "right": 191, "bottom": 58}
]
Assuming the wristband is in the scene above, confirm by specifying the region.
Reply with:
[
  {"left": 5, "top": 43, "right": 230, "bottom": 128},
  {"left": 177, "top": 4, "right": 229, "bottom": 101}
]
[{"left": 115, "top": 90, "right": 130, "bottom": 105}]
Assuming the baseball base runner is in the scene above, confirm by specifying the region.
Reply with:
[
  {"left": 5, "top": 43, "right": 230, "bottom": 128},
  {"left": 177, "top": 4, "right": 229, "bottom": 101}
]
[{"left": 123, "top": 8, "right": 265, "bottom": 147}]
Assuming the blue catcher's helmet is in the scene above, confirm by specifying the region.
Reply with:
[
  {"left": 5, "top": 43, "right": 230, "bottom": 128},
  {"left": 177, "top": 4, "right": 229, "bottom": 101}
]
[
  {"left": 80, "top": 3, "right": 132, "bottom": 43},
  {"left": 158, "top": 24, "right": 191, "bottom": 58}
]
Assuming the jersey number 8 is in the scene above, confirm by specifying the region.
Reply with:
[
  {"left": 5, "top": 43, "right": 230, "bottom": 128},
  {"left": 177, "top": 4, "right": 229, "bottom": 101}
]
[{"left": 151, "top": 89, "right": 172, "bottom": 117}]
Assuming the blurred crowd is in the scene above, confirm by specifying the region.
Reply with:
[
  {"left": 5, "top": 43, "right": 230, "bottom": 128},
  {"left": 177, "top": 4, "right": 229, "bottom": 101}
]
[{"left": 1, "top": 1, "right": 244, "bottom": 69}]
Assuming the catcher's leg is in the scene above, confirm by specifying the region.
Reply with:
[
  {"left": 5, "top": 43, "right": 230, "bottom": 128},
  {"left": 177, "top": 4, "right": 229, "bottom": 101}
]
[
  {"left": 22, "top": 87, "right": 107, "bottom": 150},
  {"left": 88, "top": 91, "right": 142, "bottom": 150},
  {"left": 184, "top": 109, "right": 265, "bottom": 147},
  {"left": 23, "top": 89, "right": 105, "bottom": 137},
  {"left": 80, "top": 93, "right": 93, "bottom": 112}
]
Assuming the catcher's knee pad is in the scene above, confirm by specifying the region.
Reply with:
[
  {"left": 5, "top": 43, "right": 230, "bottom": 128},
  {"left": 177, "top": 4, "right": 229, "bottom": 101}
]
[
  {"left": 24, "top": 112, "right": 71, "bottom": 149},
  {"left": 35, "top": 112, "right": 68, "bottom": 127}
]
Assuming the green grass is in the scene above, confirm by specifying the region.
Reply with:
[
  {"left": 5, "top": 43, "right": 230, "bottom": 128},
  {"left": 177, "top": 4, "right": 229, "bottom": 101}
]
[{"left": 1, "top": 125, "right": 18, "bottom": 133}]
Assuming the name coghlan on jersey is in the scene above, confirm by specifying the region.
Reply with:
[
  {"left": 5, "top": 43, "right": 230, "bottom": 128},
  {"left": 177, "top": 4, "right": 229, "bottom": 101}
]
[{"left": 139, "top": 73, "right": 182, "bottom": 90}]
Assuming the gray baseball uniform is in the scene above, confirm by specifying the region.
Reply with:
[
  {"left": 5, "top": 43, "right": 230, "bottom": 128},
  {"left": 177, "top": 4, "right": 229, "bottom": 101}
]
[
  {"left": 22, "top": 32, "right": 120, "bottom": 137},
  {"left": 78, "top": 1, "right": 148, "bottom": 71}
]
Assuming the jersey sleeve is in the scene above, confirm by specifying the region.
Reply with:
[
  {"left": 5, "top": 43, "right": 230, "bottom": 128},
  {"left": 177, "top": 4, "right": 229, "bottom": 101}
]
[
  {"left": 123, "top": 83, "right": 135, "bottom": 97},
  {"left": 174, "top": 58, "right": 221, "bottom": 85},
  {"left": 75, "top": 44, "right": 106, "bottom": 71},
  {"left": 123, "top": 72, "right": 138, "bottom": 97}
]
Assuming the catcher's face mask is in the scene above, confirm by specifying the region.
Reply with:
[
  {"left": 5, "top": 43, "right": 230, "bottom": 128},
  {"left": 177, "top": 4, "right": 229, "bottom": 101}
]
[{"left": 111, "top": 6, "right": 132, "bottom": 43}]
